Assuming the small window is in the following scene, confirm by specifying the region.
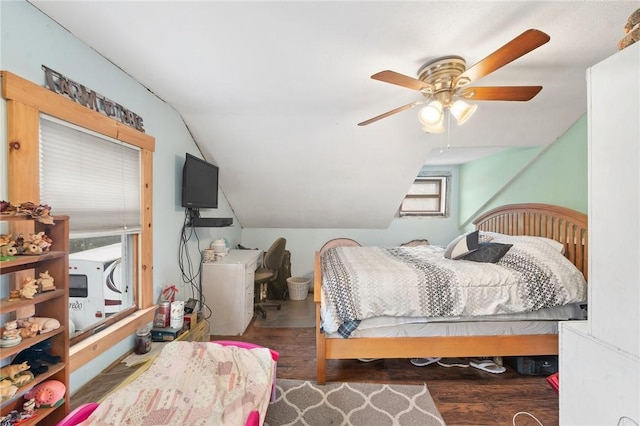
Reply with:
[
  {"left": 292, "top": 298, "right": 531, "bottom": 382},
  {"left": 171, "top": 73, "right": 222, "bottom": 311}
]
[
  {"left": 399, "top": 174, "right": 449, "bottom": 217},
  {"left": 69, "top": 274, "right": 89, "bottom": 298}
]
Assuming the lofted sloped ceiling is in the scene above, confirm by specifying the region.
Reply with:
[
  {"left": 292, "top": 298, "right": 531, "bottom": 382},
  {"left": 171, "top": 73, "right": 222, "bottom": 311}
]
[{"left": 29, "top": 1, "right": 637, "bottom": 228}]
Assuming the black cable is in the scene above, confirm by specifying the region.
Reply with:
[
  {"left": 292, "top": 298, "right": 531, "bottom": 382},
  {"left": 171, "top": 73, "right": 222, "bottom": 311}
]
[{"left": 178, "top": 209, "right": 212, "bottom": 322}]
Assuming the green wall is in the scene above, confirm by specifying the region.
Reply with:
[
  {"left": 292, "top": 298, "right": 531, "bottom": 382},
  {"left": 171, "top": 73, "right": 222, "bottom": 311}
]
[{"left": 458, "top": 114, "right": 588, "bottom": 230}]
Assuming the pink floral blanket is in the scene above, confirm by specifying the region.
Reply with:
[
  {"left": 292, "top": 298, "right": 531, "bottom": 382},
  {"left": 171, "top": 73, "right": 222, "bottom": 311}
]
[{"left": 79, "top": 341, "right": 275, "bottom": 425}]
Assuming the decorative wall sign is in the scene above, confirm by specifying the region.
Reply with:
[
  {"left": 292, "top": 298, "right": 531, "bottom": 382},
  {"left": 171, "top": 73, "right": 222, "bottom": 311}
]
[{"left": 42, "top": 65, "right": 145, "bottom": 132}]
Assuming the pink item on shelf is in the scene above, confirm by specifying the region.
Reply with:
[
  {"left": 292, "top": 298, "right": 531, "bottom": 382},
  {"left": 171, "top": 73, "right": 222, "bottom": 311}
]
[{"left": 25, "top": 380, "right": 66, "bottom": 408}]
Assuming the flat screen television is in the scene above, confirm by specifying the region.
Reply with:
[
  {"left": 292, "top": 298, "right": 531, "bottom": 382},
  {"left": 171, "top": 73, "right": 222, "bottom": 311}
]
[{"left": 181, "top": 153, "right": 219, "bottom": 209}]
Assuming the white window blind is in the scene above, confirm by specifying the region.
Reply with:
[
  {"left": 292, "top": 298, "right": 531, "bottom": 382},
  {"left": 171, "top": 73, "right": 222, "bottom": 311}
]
[{"left": 39, "top": 115, "right": 141, "bottom": 236}]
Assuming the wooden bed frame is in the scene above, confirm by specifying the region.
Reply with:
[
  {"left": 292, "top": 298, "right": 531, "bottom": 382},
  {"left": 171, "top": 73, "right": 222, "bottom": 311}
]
[{"left": 313, "top": 203, "right": 587, "bottom": 384}]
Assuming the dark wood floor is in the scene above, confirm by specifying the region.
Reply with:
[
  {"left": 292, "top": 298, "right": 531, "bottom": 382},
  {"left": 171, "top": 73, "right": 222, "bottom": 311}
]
[
  {"left": 72, "top": 304, "right": 559, "bottom": 426},
  {"left": 213, "top": 322, "right": 559, "bottom": 426}
]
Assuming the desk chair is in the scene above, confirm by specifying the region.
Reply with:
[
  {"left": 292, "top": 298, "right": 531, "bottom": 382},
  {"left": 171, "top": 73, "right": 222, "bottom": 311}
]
[{"left": 254, "top": 237, "right": 286, "bottom": 319}]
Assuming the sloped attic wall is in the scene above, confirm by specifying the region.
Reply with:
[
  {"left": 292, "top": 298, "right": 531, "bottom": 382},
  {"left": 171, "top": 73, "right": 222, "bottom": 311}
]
[{"left": 458, "top": 115, "right": 588, "bottom": 230}]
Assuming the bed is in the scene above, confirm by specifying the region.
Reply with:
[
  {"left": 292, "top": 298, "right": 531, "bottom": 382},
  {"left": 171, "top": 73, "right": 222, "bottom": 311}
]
[
  {"left": 314, "top": 203, "right": 587, "bottom": 384},
  {"left": 59, "top": 341, "right": 279, "bottom": 426}
]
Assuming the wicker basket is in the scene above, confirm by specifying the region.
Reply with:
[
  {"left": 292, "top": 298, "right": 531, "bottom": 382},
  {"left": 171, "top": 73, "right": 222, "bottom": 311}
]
[{"left": 286, "top": 277, "right": 310, "bottom": 300}]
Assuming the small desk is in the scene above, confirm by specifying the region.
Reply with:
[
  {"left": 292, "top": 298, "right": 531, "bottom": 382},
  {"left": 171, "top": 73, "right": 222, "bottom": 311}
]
[{"left": 201, "top": 249, "right": 261, "bottom": 336}]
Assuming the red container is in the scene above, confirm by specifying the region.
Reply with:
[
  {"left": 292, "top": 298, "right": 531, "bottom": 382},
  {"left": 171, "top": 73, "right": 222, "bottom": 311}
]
[{"left": 154, "top": 301, "right": 170, "bottom": 328}]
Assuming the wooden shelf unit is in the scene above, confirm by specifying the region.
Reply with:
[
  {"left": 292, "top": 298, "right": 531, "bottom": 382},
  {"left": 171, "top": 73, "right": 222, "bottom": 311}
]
[{"left": 1, "top": 215, "right": 70, "bottom": 425}]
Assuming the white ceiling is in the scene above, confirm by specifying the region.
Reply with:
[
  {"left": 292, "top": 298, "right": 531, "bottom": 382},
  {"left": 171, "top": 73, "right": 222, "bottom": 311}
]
[{"left": 29, "top": 1, "right": 637, "bottom": 229}]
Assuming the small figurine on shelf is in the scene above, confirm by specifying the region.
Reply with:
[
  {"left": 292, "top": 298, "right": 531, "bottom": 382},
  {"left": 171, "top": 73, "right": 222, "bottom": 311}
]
[
  {"left": 22, "top": 398, "right": 36, "bottom": 418},
  {"left": 2, "top": 320, "right": 20, "bottom": 339},
  {"left": 0, "top": 320, "right": 22, "bottom": 348},
  {"left": 18, "top": 322, "right": 39, "bottom": 339},
  {"left": 12, "top": 338, "right": 61, "bottom": 377},
  {"left": 26, "top": 232, "right": 53, "bottom": 253},
  {"left": 0, "top": 362, "right": 29, "bottom": 382},
  {"left": 13, "top": 234, "right": 25, "bottom": 255},
  {"left": 17, "top": 317, "right": 61, "bottom": 334},
  {"left": 0, "top": 380, "right": 18, "bottom": 402},
  {"left": 0, "top": 245, "right": 17, "bottom": 259},
  {"left": 21, "top": 243, "right": 42, "bottom": 256},
  {"left": 0, "top": 201, "right": 54, "bottom": 224},
  {"left": 37, "top": 270, "right": 56, "bottom": 292},
  {"left": 19, "top": 277, "right": 39, "bottom": 299},
  {"left": 0, "top": 234, "right": 17, "bottom": 260},
  {"left": 10, "top": 370, "right": 34, "bottom": 387}
]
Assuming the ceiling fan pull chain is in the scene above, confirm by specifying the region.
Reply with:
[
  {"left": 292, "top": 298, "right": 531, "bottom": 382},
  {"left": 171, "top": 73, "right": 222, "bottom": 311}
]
[{"left": 446, "top": 109, "right": 451, "bottom": 150}]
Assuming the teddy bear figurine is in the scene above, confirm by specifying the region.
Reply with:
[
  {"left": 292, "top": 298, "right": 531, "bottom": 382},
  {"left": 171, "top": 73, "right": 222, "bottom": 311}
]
[
  {"left": 20, "top": 278, "right": 39, "bottom": 299},
  {"left": 38, "top": 270, "right": 56, "bottom": 292},
  {"left": 618, "top": 8, "right": 640, "bottom": 50},
  {"left": 2, "top": 320, "right": 20, "bottom": 340}
]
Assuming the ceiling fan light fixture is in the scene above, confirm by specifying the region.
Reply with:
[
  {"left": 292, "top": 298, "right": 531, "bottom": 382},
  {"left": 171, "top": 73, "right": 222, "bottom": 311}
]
[
  {"left": 422, "top": 120, "right": 445, "bottom": 134},
  {"left": 418, "top": 100, "right": 443, "bottom": 125},
  {"left": 450, "top": 99, "right": 478, "bottom": 125}
]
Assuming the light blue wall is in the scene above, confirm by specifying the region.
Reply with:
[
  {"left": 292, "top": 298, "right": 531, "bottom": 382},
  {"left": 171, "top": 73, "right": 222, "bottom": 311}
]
[
  {"left": 458, "top": 115, "right": 588, "bottom": 231},
  {"left": 242, "top": 165, "right": 462, "bottom": 280},
  {"left": 0, "top": 1, "right": 241, "bottom": 393}
]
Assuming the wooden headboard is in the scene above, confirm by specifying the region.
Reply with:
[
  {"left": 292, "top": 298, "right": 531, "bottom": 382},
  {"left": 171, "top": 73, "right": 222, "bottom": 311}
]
[{"left": 473, "top": 203, "right": 588, "bottom": 281}]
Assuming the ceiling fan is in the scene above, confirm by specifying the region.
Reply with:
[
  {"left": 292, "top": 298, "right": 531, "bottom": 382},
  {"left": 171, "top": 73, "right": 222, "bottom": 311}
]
[{"left": 358, "top": 29, "right": 551, "bottom": 132}]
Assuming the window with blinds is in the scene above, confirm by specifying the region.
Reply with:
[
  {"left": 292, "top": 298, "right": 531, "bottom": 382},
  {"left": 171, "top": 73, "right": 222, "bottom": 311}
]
[
  {"left": 39, "top": 115, "right": 140, "bottom": 339},
  {"left": 39, "top": 115, "right": 141, "bottom": 236}
]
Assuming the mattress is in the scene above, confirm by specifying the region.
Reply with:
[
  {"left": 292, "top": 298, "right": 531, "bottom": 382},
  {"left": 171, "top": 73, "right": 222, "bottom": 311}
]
[{"left": 325, "top": 303, "right": 586, "bottom": 339}]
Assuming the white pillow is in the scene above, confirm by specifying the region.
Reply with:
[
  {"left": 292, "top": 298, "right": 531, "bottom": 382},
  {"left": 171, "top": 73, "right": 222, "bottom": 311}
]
[
  {"left": 479, "top": 231, "right": 565, "bottom": 253},
  {"left": 444, "top": 231, "right": 479, "bottom": 259}
]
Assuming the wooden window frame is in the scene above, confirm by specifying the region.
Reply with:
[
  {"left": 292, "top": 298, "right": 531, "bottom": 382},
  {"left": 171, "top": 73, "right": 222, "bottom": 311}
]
[
  {"left": 1, "top": 70, "right": 156, "bottom": 372},
  {"left": 399, "top": 176, "right": 449, "bottom": 217}
]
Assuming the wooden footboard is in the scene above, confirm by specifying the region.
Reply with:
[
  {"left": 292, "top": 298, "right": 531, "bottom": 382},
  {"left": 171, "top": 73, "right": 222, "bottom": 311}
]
[
  {"left": 315, "top": 253, "right": 560, "bottom": 384},
  {"left": 314, "top": 203, "right": 587, "bottom": 384}
]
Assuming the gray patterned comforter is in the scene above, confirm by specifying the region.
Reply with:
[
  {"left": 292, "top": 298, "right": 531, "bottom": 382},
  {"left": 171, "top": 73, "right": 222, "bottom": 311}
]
[{"left": 320, "top": 233, "right": 587, "bottom": 338}]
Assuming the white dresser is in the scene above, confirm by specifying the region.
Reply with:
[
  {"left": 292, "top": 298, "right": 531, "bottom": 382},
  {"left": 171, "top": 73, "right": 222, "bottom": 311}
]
[
  {"left": 559, "top": 43, "right": 639, "bottom": 425},
  {"left": 202, "top": 249, "right": 261, "bottom": 336}
]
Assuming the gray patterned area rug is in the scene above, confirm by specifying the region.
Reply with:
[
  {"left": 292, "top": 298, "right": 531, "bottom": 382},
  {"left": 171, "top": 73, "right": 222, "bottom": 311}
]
[{"left": 265, "top": 379, "right": 446, "bottom": 426}]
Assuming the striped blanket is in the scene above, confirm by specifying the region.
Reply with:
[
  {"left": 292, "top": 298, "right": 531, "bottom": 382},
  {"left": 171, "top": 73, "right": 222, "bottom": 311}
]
[{"left": 320, "top": 233, "right": 587, "bottom": 338}]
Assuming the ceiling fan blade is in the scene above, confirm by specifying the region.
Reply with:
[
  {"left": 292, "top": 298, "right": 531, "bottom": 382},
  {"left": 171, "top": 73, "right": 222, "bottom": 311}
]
[
  {"left": 358, "top": 101, "right": 422, "bottom": 126},
  {"left": 459, "top": 86, "right": 542, "bottom": 101},
  {"left": 454, "top": 29, "right": 550, "bottom": 87},
  {"left": 371, "top": 70, "right": 430, "bottom": 91}
]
